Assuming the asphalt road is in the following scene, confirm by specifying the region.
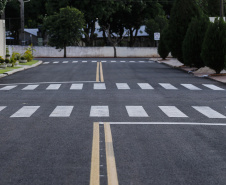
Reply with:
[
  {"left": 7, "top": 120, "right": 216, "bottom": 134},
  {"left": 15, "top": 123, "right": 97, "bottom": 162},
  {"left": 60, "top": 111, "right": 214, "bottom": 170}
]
[{"left": 0, "top": 58, "right": 226, "bottom": 185}]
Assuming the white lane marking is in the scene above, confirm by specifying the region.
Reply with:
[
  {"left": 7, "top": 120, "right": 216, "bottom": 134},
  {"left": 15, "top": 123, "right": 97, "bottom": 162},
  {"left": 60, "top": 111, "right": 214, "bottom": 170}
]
[
  {"left": 202, "top": 84, "right": 224, "bottom": 90},
  {"left": 181, "top": 84, "right": 201, "bottom": 90},
  {"left": 49, "top": 106, "right": 73, "bottom": 117},
  {"left": 43, "top": 62, "right": 49, "bottom": 64},
  {"left": 126, "top": 106, "right": 149, "bottom": 117},
  {"left": 92, "top": 61, "right": 97, "bottom": 63},
  {"left": 22, "top": 85, "right": 39, "bottom": 90},
  {"left": 111, "top": 61, "right": 116, "bottom": 63},
  {"left": 11, "top": 106, "right": 40, "bottom": 117},
  {"left": 90, "top": 106, "right": 109, "bottom": 117},
  {"left": 148, "top": 61, "right": 154, "bottom": 63},
  {"left": 116, "top": 83, "right": 130, "bottom": 89},
  {"left": 94, "top": 83, "right": 106, "bottom": 90},
  {"left": 53, "top": 61, "right": 59, "bottom": 64},
  {"left": 46, "top": 84, "right": 61, "bottom": 90},
  {"left": 159, "top": 106, "right": 188, "bottom": 118},
  {"left": 120, "top": 61, "right": 126, "bottom": 63},
  {"left": 100, "top": 122, "right": 226, "bottom": 126},
  {"left": 193, "top": 106, "right": 226, "bottom": 118},
  {"left": 139, "top": 61, "right": 145, "bottom": 63},
  {"left": 0, "top": 106, "right": 6, "bottom": 112},
  {"left": 82, "top": 61, "right": 87, "bottom": 63},
  {"left": 137, "top": 83, "right": 154, "bottom": 90},
  {"left": 0, "top": 86, "right": 17, "bottom": 90},
  {"left": 72, "top": 61, "right": 78, "bottom": 63},
  {"left": 129, "top": 61, "right": 135, "bottom": 63},
  {"left": 63, "top": 61, "right": 68, "bottom": 63},
  {"left": 159, "top": 83, "right": 178, "bottom": 90},
  {"left": 101, "top": 61, "right": 107, "bottom": 63},
  {"left": 0, "top": 81, "right": 96, "bottom": 86},
  {"left": 70, "top": 84, "right": 83, "bottom": 90}
]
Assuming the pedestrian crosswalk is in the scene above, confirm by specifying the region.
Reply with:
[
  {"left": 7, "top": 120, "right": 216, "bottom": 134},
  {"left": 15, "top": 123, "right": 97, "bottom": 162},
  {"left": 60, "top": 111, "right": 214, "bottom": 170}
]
[
  {"left": 1, "top": 105, "right": 226, "bottom": 119},
  {"left": 0, "top": 83, "right": 225, "bottom": 91},
  {"left": 42, "top": 60, "right": 154, "bottom": 64}
]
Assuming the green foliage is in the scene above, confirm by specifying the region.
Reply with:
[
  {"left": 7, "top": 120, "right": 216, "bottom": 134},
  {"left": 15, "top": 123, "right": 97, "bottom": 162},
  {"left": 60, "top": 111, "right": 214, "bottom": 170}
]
[
  {"left": 145, "top": 15, "right": 168, "bottom": 42},
  {"left": 23, "top": 45, "right": 34, "bottom": 62},
  {"left": 167, "top": 0, "right": 201, "bottom": 63},
  {"left": 201, "top": 18, "right": 226, "bottom": 74},
  {"left": 0, "top": 0, "right": 7, "bottom": 14},
  {"left": 182, "top": 15, "right": 209, "bottom": 68},
  {"left": 0, "top": 56, "right": 4, "bottom": 63},
  {"left": 207, "top": 0, "right": 220, "bottom": 16},
  {"left": 44, "top": 6, "right": 85, "bottom": 57},
  {"left": 6, "top": 46, "right": 10, "bottom": 57},
  {"left": 158, "top": 28, "right": 170, "bottom": 60},
  {"left": 5, "top": 59, "right": 10, "bottom": 64}
]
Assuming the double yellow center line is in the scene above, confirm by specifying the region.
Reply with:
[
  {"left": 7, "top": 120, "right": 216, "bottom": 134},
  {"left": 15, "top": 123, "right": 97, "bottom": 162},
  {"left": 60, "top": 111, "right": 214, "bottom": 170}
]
[
  {"left": 90, "top": 122, "right": 119, "bottom": 185},
  {"left": 96, "top": 62, "right": 104, "bottom": 82}
]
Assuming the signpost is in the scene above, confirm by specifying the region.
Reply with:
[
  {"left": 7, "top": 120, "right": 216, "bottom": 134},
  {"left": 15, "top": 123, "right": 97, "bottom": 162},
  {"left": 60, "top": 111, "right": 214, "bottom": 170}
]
[{"left": 154, "top": 32, "right": 160, "bottom": 61}]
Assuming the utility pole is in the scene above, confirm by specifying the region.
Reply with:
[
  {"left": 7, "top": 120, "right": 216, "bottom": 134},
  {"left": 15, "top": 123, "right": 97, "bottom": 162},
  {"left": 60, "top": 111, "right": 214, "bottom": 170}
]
[{"left": 220, "top": 0, "right": 224, "bottom": 17}]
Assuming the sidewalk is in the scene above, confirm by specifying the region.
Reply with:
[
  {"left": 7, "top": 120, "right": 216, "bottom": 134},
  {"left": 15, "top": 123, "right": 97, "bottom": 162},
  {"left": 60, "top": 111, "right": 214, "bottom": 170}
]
[
  {"left": 151, "top": 58, "right": 226, "bottom": 83},
  {"left": 0, "top": 61, "right": 43, "bottom": 79}
]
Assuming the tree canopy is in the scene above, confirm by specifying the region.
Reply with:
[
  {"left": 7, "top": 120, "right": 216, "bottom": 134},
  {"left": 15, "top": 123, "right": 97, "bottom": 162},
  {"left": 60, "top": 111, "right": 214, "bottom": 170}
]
[
  {"left": 0, "top": 0, "right": 7, "bottom": 14},
  {"left": 43, "top": 6, "right": 85, "bottom": 57}
]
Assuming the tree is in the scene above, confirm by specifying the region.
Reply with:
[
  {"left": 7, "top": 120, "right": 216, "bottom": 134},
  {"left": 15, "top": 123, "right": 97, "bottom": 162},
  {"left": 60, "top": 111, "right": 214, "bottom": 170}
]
[
  {"left": 182, "top": 15, "right": 209, "bottom": 68},
  {"left": 167, "top": 0, "right": 201, "bottom": 63},
  {"left": 145, "top": 15, "right": 168, "bottom": 43},
  {"left": 43, "top": 7, "right": 85, "bottom": 58},
  {"left": 207, "top": 0, "right": 220, "bottom": 16},
  {"left": 0, "top": 0, "right": 7, "bottom": 14},
  {"left": 201, "top": 18, "right": 226, "bottom": 74},
  {"left": 158, "top": 27, "right": 170, "bottom": 60}
]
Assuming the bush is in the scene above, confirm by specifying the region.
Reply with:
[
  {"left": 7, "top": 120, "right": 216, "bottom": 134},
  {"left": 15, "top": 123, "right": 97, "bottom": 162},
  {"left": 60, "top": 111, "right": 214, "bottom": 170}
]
[
  {"left": 158, "top": 28, "right": 170, "bottom": 59},
  {"left": 5, "top": 59, "right": 10, "bottom": 64},
  {"left": 0, "top": 57, "right": 4, "bottom": 64},
  {"left": 182, "top": 15, "right": 209, "bottom": 68},
  {"left": 23, "top": 45, "right": 34, "bottom": 62},
  {"left": 167, "top": 0, "right": 201, "bottom": 63},
  {"left": 201, "top": 18, "right": 226, "bottom": 74}
]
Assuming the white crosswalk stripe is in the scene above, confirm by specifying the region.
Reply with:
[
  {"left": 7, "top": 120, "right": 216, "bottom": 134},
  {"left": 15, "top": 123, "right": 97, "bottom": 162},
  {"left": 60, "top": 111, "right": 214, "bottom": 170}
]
[
  {"left": 0, "top": 85, "right": 17, "bottom": 90},
  {"left": 202, "top": 84, "right": 224, "bottom": 90},
  {"left": 192, "top": 106, "right": 226, "bottom": 118},
  {"left": 159, "top": 83, "right": 178, "bottom": 90},
  {"left": 22, "top": 85, "right": 39, "bottom": 90},
  {"left": 46, "top": 84, "right": 61, "bottom": 90},
  {"left": 63, "top": 61, "right": 68, "bottom": 63},
  {"left": 82, "top": 61, "right": 87, "bottom": 63},
  {"left": 90, "top": 106, "right": 109, "bottom": 117},
  {"left": 137, "top": 83, "right": 154, "bottom": 89},
  {"left": 94, "top": 83, "right": 106, "bottom": 90},
  {"left": 159, "top": 106, "right": 188, "bottom": 118},
  {"left": 53, "top": 61, "right": 59, "bottom": 64},
  {"left": 116, "top": 83, "right": 130, "bottom": 89},
  {"left": 181, "top": 84, "right": 201, "bottom": 90},
  {"left": 72, "top": 61, "right": 78, "bottom": 63},
  {"left": 11, "top": 106, "right": 40, "bottom": 117},
  {"left": 0, "top": 106, "right": 6, "bottom": 112},
  {"left": 126, "top": 106, "right": 149, "bottom": 117},
  {"left": 120, "top": 61, "right": 126, "bottom": 63},
  {"left": 92, "top": 61, "right": 97, "bottom": 63},
  {"left": 129, "top": 61, "right": 135, "bottom": 63},
  {"left": 139, "top": 61, "right": 145, "bottom": 63},
  {"left": 70, "top": 84, "right": 83, "bottom": 90},
  {"left": 49, "top": 106, "right": 73, "bottom": 117},
  {"left": 101, "top": 61, "right": 107, "bottom": 63},
  {"left": 111, "top": 61, "right": 116, "bottom": 63},
  {"left": 43, "top": 62, "right": 49, "bottom": 64}
]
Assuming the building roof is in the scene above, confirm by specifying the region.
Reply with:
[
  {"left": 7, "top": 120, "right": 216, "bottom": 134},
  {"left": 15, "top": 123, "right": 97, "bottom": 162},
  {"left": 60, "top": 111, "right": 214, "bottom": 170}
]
[{"left": 24, "top": 28, "right": 38, "bottom": 36}]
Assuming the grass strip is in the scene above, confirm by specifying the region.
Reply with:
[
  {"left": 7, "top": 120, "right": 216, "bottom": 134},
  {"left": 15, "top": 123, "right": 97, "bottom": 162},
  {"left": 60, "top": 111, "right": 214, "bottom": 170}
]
[
  {"left": 0, "top": 67, "right": 21, "bottom": 74},
  {"left": 19, "top": 60, "right": 39, "bottom": 66}
]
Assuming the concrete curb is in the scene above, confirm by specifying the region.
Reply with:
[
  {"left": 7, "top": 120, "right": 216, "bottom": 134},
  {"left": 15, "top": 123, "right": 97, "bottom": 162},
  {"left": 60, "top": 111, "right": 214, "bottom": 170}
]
[
  {"left": 152, "top": 59, "right": 226, "bottom": 84},
  {"left": 1, "top": 61, "right": 42, "bottom": 77}
]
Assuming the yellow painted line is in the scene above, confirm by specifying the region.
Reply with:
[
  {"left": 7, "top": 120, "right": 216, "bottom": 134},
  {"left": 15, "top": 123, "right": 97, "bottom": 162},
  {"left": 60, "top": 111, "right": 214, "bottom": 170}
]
[
  {"left": 100, "top": 62, "right": 104, "bottom": 82},
  {"left": 96, "top": 62, "right": 100, "bottom": 82},
  {"left": 90, "top": 122, "right": 100, "bottom": 185},
  {"left": 104, "top": 122, "right": 119, "bottom": 185}
]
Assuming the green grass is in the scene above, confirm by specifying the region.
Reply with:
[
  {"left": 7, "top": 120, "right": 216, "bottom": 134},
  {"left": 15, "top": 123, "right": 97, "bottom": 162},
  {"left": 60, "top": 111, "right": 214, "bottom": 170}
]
[
  {"left": 0, "top": 67, "right": 21, "bottom": 74},
  {"left": 19, "top": 60, "right": 39, "bottom": 66}
]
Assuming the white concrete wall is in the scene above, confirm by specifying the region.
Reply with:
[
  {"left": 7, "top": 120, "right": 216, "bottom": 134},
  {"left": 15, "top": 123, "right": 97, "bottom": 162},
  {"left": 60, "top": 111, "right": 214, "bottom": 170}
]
[
  {"left": 0, "top": 20, "right": 6, "bottom": 58},
  {"left": 7, "top": 45, "right": 162, "bottom": 58}
]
